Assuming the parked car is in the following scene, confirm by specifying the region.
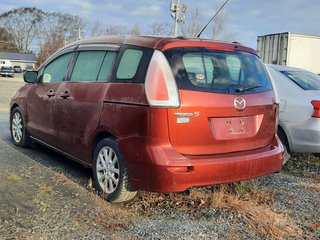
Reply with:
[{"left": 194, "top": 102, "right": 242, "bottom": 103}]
[
  {"left": 13, "top": 65, "right": 22, "bottom": 73},
  {"left": 10, "top": 36, "right": 284, "bottom": 202},
  {"left": 267, "top": 64, "right": 320, "bottom": 162},
  {"left": 23, "top": 65, "right": 34, "bottom": 72},
  {"left": 0, "top": 66, "right": 14, "bottom": 77}
]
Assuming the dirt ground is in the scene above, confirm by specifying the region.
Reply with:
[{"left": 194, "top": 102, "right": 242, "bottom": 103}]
[
  {"left": 0, "top": 76, "right": 24, "bottom": 110},
  {"left": 0, "top": 78, "right": 319, "bottom": 239}
]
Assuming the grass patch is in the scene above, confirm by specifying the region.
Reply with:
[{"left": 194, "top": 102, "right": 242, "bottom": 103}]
[
  {"left": 125, "top": 180, "right": 303, "bottom": 238},
  {"left": 212, "top": 184, "right": 302, "bottom": 239},
  {"left": 298, "top": 183, "right": 320, "bottom": 192},
  {"left": 6, "top": 173, "right": 21, "bottom": 181}
]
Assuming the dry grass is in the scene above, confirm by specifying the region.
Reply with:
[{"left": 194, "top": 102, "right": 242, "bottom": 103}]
[
  {"left": 212, "top": 184, "right": 303, "bottom": 239},
  {"left": 6, "top": 173, "right": 21, "bottom": 181},
  {"left": 51, "top": 172, "right": 68, "bottom": 184},
  {"left": 126, "top": 181, "right": 303, "bottom": 239},
  {"left": 298, "top": 183, "right": 320, "bottom": 192}
]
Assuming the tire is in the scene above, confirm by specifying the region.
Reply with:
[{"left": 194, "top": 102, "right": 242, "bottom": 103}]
[
  {"left": 10, "top": 107, "right": 30, "bottom": 147},
  {"left": 277, "top": 128, "right": 291, "bottom": 165},
  {"left": 93, "top": 138, "right": 137, "bottom": 202}
]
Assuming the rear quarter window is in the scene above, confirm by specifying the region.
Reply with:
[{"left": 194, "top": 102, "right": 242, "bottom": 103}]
[
  {"left": 111, "top": 45, "right": 154, "bottom": 83},
  {"left": 165, "top": 48, "right": 272, "bottom": 94},
  {"left": 117, "top": 49, "right": 143, "bottom": 79}
]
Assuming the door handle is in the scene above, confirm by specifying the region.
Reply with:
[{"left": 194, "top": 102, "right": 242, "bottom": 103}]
[
  {"left": 47, "top": 90, "right": 55, "bottom": 97},
  {"left": 60, "top": 91, "right": 70, "bottom": 99}
]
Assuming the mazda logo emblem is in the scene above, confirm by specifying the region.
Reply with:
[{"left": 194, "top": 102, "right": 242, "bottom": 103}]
[{"left": 234, "top": 96, "right": 246, "bottom": 111}]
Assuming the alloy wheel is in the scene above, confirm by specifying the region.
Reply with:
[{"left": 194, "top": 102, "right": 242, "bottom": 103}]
[
  {"left": 12, "top": 112, "right": 23, "bottom": 143},
  {"left": 96, "top": 146, "right": 120, "bottom": 193}
]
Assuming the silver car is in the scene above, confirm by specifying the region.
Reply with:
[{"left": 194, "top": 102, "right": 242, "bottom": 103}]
[{"left": 266, "top": 64, "right": 320, "bottom": 162}]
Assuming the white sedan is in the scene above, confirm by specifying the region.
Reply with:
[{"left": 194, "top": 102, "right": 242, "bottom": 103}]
[{"left": 266, "top": 64, "right": 320, "bottom": 163}]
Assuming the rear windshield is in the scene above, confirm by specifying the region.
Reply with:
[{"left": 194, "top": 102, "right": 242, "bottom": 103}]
[
  {"left": 280, "top": 70, "right": 320, "bottom": 90},
  {"left": 165, "top": 48, "right": 272, "bottom": 94}
]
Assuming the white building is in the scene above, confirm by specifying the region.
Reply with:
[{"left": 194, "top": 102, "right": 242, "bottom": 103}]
[{"left": 0, "top": 52, "right": 37, "bottom": 70}]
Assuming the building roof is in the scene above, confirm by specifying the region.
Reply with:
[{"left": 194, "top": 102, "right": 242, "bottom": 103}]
[{"left": 0, "top": 52, "right": 37, "bottom": 62}]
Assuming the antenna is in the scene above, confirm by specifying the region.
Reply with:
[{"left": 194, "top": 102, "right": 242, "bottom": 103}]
[{"left": 196, "top": 0, "right": 230, "bottom": 38}]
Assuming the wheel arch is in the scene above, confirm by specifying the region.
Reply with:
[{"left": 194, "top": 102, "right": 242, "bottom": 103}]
[
  {"left": 10, "top": 103, "right": 19, "bottom": 114},
  {"left": 277, "top": 124, "right": 291, "bottom": 152},
  {"left": 91, "top": 131, "right": 116, "bottom": 160}
]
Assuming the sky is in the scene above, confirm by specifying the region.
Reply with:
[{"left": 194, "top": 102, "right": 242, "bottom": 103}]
[{"left": 1, "top": 0, "right": 320, "bottom": 49}]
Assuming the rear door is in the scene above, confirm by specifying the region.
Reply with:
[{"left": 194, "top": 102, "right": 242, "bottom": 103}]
[
  {"left": 54, "top": 47, "right": 118, "bottom": 161},
  {"left": 165, "top": 48, "right": 277, "bottom": 155}
]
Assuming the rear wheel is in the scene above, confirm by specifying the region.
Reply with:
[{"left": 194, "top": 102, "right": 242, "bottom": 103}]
[
  {"left": 92, "top": 138, "right": 137, "bottom": 202},
  {"left": 10, "top": 107, "right": 30, "bottom": 147},
  {"left": 277, "top": 128, "right": 291, "bottom": 165}
]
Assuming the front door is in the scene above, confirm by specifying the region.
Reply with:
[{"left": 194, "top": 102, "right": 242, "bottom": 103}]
[{"left": 26, "top": 52, "right": 74, "bottom": 147}]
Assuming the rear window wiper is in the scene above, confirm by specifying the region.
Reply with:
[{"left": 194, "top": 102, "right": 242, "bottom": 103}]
[{"left": 235, "top": 85, "right": 262, "bottom": 93}]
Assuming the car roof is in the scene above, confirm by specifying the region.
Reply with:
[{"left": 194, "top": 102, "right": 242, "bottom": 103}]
[
  {"left": 266, "top": 64, "right": 306, "bottom": 72},
  {"left": 62, "top": 35, "right": 257, "bottom": 55}
]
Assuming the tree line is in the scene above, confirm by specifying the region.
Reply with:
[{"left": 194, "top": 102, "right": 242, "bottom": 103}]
[{"left": 0, "top": 7, "right": 232, "bottom": 66}]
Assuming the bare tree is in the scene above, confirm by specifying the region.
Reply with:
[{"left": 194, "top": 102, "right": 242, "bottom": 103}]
[
  {"left": 0, "top": 7, "right": 44, "bottom": 52},
  {"left": 40, "top": 12, "right": 86, "bottom": 44},
  {"left": 0, "top": 27, "right": 19, "bottom": 52},
  {"left": 148, "top": 22, "right": 171, "bottom": 36},
  {"left": 0, "top": 7, "right": 87, "bottom": 54},
  {"left": 105, "top": 25, "right": 128, "bottom": 35},
  {"left": 181, "top": 7, "right": 202, "bottom": 37},
  {"left": 37, "top": 33, "right": 64, "bottom": 67},
  {"left": 211, "top": 9, "right": 234, "bottom": 41},
  {"left": 128, "top": 24, "right": 141, "bottom": 36},
  {"left": 180, "top": 6, "right": 234, "bottom": 41},
  {"left": 90, "top": 19, "right": 104, "bottom": 37}
]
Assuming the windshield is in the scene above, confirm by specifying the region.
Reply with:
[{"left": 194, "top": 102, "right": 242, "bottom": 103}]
[
  {"left": 165, "top": 47, "right": 272, "bottom": 94},
  {"left": 281, "top": 70, "right": 320, "bottom": 90}
]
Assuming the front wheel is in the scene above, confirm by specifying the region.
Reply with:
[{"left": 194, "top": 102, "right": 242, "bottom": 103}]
[
  {"left": 10, "top": 107, "right": 30, "bottom": 147},
  {"left": 93, "top": 138, "right": 137, "bottom": 202}
]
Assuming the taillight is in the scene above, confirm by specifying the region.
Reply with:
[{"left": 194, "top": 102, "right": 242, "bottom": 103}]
[
  {"left": 145, "top": 50, "right": 180, "bottom": 108},
  {"left": 311, "top": 100, "right": 320, "bottom": 118}
]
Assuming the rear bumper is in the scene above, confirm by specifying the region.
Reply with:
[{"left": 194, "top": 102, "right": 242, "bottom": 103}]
[{"left": 121, "top": 136, "right": 284, "bottom": 192}]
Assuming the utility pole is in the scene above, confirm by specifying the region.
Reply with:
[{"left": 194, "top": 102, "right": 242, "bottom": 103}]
[
  {"left": 170, "top": 0, "right": 187, "bottom": 36},
  {"left": 75, "top": 28, "right": 84, "bottom": 40}
]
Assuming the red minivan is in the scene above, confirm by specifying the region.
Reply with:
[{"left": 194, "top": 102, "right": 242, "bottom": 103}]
[{"left": 10, "top": 36, "right": 284, "bottom": 202}]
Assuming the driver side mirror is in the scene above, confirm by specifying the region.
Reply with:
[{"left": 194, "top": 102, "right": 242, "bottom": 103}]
[{"left": 23, "top": 71, "right": 38, "bottom": 83}]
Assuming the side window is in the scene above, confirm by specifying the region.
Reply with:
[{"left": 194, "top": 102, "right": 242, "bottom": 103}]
[
  {"left": 116, "top": 49, "right": 143, "bottom": 79},
  {"left": 97, "top": 51, "right": 117, "bottom": 82},
  {"left": 71, "top": 51, "right": 106, "bottom": 82},
  {"left": 42, "top": 53, "right": 73, "bottom": 83}
]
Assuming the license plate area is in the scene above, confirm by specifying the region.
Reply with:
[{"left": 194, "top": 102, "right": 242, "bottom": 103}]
[{"left": 209, "top": 115, "right": 263, "bottom": 140}]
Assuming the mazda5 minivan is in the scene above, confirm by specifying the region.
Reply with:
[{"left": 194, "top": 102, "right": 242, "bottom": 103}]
[{"left": 10, "top": 36, "right": 284, "bottom": 202}]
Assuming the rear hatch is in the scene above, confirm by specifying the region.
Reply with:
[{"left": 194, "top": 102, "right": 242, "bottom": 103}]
[{"left": 164, "top": 47, "right": 276, "bottom": 155}]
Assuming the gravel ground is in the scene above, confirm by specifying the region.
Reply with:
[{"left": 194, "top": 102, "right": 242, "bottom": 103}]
[{"left": 2, "top": 142, "right": 318, "bottom": 239}]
